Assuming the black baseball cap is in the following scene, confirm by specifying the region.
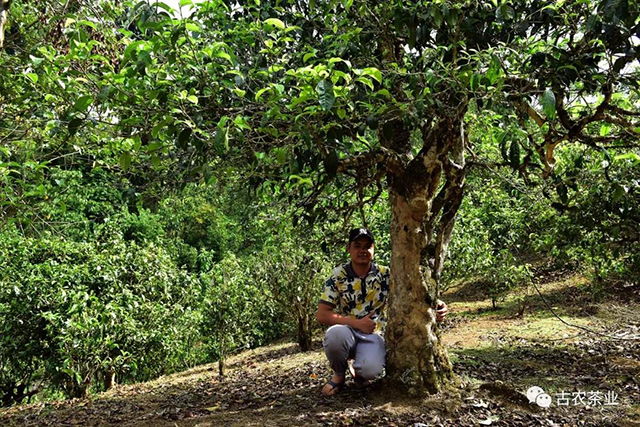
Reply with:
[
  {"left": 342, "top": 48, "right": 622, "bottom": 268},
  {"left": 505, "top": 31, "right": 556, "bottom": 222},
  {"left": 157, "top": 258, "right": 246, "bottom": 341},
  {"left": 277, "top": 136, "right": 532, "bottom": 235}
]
[{"left": 348, "top": 228, "right": 375, "bottom": 243}]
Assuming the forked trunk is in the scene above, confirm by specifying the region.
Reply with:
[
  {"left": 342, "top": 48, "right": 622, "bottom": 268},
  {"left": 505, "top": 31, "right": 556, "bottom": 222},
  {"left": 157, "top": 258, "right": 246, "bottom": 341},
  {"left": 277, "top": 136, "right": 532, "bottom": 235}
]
[
  {"left": 384, "top": 191, "right": 455, "bottom": 395},
  {"left": 380, "top": 114, "right": 466, "bottom": 395}
]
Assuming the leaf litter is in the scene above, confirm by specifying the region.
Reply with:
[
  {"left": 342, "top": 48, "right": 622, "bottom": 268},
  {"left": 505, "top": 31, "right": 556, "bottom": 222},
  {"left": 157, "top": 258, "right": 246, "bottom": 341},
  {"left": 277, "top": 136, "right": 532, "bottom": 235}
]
[{"left": 1, "top": 273, "right": 638, "bottom": 426}]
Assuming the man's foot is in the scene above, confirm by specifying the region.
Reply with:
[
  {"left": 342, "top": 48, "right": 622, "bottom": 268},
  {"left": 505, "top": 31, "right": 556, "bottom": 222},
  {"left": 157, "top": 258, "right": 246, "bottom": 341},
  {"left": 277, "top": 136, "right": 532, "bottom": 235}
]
[
  {"left": 321, "top": 374, "right": 345, "bottom": 396},
  {"left": 353, "top": 376, "right": 372, "bottom": 389},
  {"left": 348, "top": 360, "right": 372, "bottom": 389}
]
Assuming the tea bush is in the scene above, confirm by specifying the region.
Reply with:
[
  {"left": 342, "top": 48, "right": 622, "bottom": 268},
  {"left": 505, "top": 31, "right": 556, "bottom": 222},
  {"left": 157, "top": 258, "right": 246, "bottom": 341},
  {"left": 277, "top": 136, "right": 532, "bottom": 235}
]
[{"left": 0, "top": 229, "right": 207, "bottom": 401}]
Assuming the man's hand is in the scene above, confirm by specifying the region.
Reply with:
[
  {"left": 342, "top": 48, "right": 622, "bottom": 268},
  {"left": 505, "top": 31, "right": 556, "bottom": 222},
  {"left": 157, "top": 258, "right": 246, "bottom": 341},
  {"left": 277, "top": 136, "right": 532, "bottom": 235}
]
[
  {"left": 436, "top": 300, "right": 449, "bottom": 323},
  {"left": 353, "top": 312, "right": 376, "bottom": 334}
]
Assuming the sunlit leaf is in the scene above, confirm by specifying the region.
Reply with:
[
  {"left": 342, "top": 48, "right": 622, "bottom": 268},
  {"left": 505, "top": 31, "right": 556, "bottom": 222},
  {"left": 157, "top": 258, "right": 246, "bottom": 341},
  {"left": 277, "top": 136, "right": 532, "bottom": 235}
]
[
  {"left": 264, "top": 18, "right": 285, "bottom": 29},
  {"left": 541, "top": 89, "right": 556, "bottom": 120},
  {"left": 119, "top": 152, "right": 132, "bottom": 170}
]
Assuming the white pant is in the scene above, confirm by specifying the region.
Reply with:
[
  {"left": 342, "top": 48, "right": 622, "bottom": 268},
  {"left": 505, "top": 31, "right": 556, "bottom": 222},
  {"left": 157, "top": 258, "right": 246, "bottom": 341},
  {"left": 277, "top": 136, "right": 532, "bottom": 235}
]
[{"left": 322, "top": 325, "right": 386, "bottom": 380}]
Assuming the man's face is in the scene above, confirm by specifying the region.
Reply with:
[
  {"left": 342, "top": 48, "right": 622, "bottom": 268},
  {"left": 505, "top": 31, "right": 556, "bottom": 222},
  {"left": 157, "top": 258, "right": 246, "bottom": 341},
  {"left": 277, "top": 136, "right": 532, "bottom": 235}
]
[{"left": 347, "top": 236, "right": 374, "bottom": 267}]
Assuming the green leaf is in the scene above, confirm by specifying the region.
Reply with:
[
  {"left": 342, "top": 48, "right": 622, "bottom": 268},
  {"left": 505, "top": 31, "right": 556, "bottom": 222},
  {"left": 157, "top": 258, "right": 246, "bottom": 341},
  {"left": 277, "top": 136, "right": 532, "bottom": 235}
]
[
  {"left": 138, "top": 50, "right": 152, "bottom": 64},
  {"left": 214, "top": 128, "right": 229, "bottom": 153},
  {"left": 30, "top": 55, "right": 44, "bottom": 66},
  {"left": 615, "top": 152, "right": 640, "bottom": 165},
  {"left": 213, "top": 50, "right": 232, "bottom": 62},
  {"left": 470, "top": 73, "right": 480, "bottom": 90},
  {"left": 329, "top": 57, "right": 352, "bottom": 68},
  {"left": 233, "top": 116, "right": 251, "bottom": 130},
  {"left": 26, "top": 73, "right": 38, "bottom": 83},
  {"left": 74, "top": 95, "right": 93, "bottom": 112},
  {"left": 255, "top": 87, "right": 270, "bottom": 101},
  {"left": 431, "top": 8, "right": 444, "bottom": 28},
  {"left": 119, "top": 152, "right": 132, "bottom": 170},
  {"left": 361, "top": 67, "right": 382, "bottom": 84},
  {"left": 356, "top": 77, "right": 374, "bottom": 90},
  {"left": 68, "top": 118, "right": 83, "bottom": 135},
  {"left": 611, "top": 183, "right": 625, "bottom": 202},
  {"left": 124, "top": 41, "right": 145, "bottom": 59},
  {"left": 496, "top": 4, "right": 515, "bottom": 21},
  {"left": 603, "top": 0, "right": 628, "bottom": 23},
  {"left": 366, "top": 115, "right": 378, "bottom": 130},
  {"left": 288, "top": 174, "right": 313, "bottom": 186},
  {"left": 316, "top": 80, "right": 335, "bottom": 111},
  {"left": 180, "top": 0, "right": 193, "bottom": 6},
  {"left": 445, "top": 8, "right": 459, "bottom": 27},
  {"left": 408, "top": 25, "right": 417, "bottom": 49},
  {"left": 185, "top": 22, "right": 201, "bottom": 32},
  {"left": 485, "top": 55, "right": 501, "bottom": 85},
  {"left": 186, "top": 95, "right": 199, "bottom": 104},
  {"left": 498, "top": 135, "right": 508, "bottom": 162},
  {"left": 541, "top": 88, "right": 556, "bottom": 120},
  {"left": 217, "top": 116, "right": 229, "bottom": 129},
  {"left": 264, "top": 18, "right": 285, "bottom": 30}
]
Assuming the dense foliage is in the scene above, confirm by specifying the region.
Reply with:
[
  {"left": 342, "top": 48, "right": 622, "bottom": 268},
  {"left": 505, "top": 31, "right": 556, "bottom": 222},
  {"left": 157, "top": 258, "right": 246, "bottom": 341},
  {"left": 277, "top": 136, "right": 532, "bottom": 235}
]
[{"left": 1, "top": 0, "right": 638, "bottom": 403}]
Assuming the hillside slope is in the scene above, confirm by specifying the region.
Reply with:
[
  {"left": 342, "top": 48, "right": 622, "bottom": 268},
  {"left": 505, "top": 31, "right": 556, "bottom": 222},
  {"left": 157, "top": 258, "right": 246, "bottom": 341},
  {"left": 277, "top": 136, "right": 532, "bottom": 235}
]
[{"left": 2, "top": 273, "right": 639, "bottom": 427}]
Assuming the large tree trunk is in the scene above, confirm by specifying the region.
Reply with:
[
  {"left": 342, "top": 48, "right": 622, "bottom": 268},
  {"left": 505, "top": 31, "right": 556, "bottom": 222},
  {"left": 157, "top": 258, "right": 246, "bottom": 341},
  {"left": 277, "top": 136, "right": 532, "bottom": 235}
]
[
  {"left": 381, "top": 114, "right": 466, "bottom": 395},
  {"left": 385, "top": 191, "right": 455, "bottom": 394}
]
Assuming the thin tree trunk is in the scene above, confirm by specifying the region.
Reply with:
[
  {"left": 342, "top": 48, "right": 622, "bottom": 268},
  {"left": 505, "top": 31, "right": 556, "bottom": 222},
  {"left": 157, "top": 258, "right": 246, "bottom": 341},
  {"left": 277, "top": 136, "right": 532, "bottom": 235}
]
[
  {"left": 104, "top": 370, "right": 116, "bottom": 390},
  {"left": 297, "top": 312, "right": 312, "bottom": 351}
]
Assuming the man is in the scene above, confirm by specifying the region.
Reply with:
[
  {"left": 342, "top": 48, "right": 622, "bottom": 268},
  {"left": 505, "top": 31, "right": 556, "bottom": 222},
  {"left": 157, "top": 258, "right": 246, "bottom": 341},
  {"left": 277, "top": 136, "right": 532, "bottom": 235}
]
[{"left": 317, "top": 227, "right": 449, "bottom": 396}]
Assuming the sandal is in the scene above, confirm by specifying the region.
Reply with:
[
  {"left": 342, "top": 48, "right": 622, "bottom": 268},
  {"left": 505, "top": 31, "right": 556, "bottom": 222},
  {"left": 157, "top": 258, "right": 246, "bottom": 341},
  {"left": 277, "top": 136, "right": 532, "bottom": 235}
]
[
  {"left": 348, "top": 360, "right": 372, "bottom": 389},
  {"left": 353, "top": 376, "right": 372, "bottom": 389},
  {"left": 321, "top": 379, "right": 344, "bottom": 396}
]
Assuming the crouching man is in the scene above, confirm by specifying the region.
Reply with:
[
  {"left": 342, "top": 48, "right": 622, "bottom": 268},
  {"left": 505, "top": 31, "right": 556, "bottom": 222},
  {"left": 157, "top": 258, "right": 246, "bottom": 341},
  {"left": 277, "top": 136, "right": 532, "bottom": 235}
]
[{"left": 317, "top": 228, "right": 448, "bottom": 396}]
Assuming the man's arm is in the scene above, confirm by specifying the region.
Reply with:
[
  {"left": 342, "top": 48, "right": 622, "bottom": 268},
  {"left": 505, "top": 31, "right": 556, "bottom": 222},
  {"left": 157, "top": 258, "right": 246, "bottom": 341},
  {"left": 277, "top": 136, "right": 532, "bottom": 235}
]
[{"left": 317, "top": 303, "right": 376, "bottom": 334}]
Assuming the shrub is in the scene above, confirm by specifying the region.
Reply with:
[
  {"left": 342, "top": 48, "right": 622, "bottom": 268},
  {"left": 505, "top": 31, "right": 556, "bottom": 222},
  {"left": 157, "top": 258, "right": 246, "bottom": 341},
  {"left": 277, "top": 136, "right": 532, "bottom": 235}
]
[{"left": 0, "top": 230, "right": 206, "bottom": 403}]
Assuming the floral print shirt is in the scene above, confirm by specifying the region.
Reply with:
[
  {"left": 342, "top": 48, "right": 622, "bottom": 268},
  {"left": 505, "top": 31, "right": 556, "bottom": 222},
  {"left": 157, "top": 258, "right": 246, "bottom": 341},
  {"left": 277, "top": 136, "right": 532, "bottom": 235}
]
[{"left": 319, "top": 262, "right": 390, "bottom": 334}]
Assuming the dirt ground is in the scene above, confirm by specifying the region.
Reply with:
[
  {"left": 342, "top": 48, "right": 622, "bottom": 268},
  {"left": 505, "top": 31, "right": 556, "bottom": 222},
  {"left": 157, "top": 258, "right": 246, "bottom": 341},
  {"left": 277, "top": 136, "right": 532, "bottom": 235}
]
[{"left": 2, "top": 269, "right": 639, "bottom": 426}]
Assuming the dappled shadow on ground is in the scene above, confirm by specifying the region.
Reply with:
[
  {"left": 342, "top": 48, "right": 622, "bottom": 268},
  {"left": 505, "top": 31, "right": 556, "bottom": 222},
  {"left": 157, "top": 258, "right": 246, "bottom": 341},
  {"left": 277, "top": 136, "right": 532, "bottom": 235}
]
[
  {"left": 3, "top": 334, "right": 637, "bottom": 427},
  {"left": 448, "top": 273, "right": 639, "bottom": 321},
  {"left": 453, "top": 338, "right": 640, "bottom": 392},
  {"left": 2, "top": 270, "right": 639, "bottom": 427},
  {"left": 226, "top": 340, "right": 324, "bottom": 371}
]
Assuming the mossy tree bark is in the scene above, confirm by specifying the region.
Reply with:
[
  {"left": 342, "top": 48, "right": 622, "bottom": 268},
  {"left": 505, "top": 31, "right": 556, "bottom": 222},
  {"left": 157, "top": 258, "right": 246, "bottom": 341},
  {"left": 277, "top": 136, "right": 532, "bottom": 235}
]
[{"left": 382, "top": 113, "right": 467, "bottom": 395}]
